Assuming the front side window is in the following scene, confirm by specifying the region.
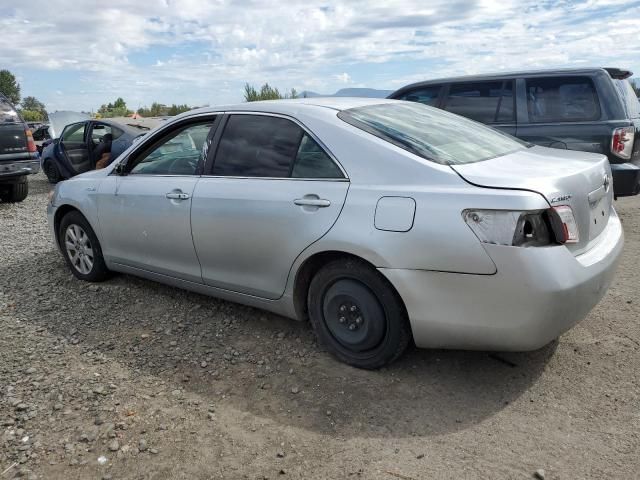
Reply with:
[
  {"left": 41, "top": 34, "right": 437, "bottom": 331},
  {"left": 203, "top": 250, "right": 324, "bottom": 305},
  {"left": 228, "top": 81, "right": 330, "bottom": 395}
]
[
  {"left": 338, "top": 102, "right": 526, "bottom": 165},
  {"left": 397, "top": 86, "right": 442, "bottom": 107},
  {"left": 526, "top": 76, "right": 601, "bottom": 123},
  {"left": 443, "top": 81, "right": 514, "bottom": 123},
  {"left": 62, "top": 123, "right": 87, "bottom": 142},
  {"left": 130, "top": 122, "right": 214, "bottom": 175}
]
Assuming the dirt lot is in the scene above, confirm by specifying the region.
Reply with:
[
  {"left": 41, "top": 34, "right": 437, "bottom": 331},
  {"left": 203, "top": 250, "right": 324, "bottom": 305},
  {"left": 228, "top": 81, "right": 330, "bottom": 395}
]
[{"left": 1, "top": 174, "right": 638, "bottom": 480}]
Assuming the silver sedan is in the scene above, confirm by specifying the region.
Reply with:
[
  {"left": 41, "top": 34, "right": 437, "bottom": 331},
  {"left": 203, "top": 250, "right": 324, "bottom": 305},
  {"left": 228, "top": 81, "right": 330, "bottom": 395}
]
[{"left": 47, "top": 98, "right": 623, "bottom": 368}]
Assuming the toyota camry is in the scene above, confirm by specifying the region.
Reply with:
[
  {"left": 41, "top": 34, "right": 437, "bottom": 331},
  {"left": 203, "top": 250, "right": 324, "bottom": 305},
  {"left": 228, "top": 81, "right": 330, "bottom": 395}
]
[{"left": 47, "top": 98, "right": 623, "bottom": 368}]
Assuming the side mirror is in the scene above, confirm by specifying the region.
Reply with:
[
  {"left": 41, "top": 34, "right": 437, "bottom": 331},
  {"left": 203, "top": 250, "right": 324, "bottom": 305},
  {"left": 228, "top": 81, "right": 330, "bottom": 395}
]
[{"left": 114, "top": 163, "right": 127, "bottom": 176}]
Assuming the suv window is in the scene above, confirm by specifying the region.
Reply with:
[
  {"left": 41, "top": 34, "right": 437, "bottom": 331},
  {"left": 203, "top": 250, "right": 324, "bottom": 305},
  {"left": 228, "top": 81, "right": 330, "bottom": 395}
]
[
  {"left": 0, "top": 98, "right": 21, "bottom": 123},
  {"left": 443, "top": 81, "right": 514, "bottom": 123},
  {"left": 526, "top": 76, "right": 600, "bottom": 123},
  {"left": 396, "top": 86, "right": 442, "bottom": 106},
  {"left": 130, "top": 122, "right": 214, "bottom": 175},
  {"left": 613, "top": 79, "right": 640, "bottom": 119},
  {"left": 62, "top": 123, "right": 87, "bottom": 142}
]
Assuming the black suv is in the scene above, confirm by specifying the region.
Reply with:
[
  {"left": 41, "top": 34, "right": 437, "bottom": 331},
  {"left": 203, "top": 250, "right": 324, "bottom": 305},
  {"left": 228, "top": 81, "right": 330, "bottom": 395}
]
[
  {"left": 0, "top": 94, "right": 40, "bottom": 202},
  {"left": 389, "top": 67, "right": 640, "bottom": 197}
]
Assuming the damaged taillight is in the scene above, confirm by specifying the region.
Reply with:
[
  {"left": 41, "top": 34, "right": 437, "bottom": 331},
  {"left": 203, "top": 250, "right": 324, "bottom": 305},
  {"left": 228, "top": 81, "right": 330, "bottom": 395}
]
[
  {"left": 462, "top": 209, "right": 553, "bottom": 247},
  {"left": 548, "top": 205, "right": 580, "bottom": 244},
  {"left": 611, "top": 126, "right": 634, "bottom": 160}
]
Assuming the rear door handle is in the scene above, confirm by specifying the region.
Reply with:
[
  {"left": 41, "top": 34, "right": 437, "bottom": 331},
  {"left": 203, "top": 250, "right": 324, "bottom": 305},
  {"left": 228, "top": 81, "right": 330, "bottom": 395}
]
[
  {"left": 294, "top": 198, "right": 331, "bottom": 207},
  {"left": 166, "top": 192, "right": 190, "bottom": 200}
]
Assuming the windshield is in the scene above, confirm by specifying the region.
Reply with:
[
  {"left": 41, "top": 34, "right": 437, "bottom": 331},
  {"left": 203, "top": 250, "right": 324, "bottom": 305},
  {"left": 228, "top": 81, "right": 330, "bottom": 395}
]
[
  {"left": 613, "top": 79, "right": 640, "bottom": 119},
  {"left": 338, "top": 102, "right": 526, "bottom": 165}
]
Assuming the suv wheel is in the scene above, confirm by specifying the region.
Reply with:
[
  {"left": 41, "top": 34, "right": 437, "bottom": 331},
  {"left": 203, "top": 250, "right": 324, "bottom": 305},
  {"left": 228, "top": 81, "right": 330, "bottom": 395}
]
[
  {"left": 308, "top": 258, "right": 411, "bottom": 369},
  {"left": 0, "top": 176, "right": 28, "bottom": 203},
  {"left": 59, "top": 211, "right": 110, "bottom": 282}
]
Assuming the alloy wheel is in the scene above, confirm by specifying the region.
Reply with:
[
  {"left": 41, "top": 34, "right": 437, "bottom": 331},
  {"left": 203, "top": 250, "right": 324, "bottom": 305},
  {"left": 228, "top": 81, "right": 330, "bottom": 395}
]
[{"left": 64, "top": 224, "right": 94, "bottom": 275}]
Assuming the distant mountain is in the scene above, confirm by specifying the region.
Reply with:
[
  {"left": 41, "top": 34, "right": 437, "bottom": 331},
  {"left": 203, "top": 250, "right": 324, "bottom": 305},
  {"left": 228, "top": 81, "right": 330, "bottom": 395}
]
[{"left": 300, "top": 87, "right": 392, "bottom": 99}]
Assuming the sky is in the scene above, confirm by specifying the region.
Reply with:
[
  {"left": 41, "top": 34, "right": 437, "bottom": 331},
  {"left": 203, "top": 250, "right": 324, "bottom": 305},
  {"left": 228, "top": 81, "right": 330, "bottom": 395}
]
[{"left": 1, "top": 0, "right": 639, "bottom": 112}]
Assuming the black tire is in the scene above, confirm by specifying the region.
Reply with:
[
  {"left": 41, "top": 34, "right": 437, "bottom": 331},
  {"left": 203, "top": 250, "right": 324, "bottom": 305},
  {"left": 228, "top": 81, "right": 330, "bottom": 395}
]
[
  {"left": 43, "top": 159, "right": 62, "bottom": 184},
  {"left": 0, "top": 176, "right": 28, "bottom": 203},
  {"left": 58, "top": 210, "right": 110, "bottom": 282},
  {"left": 308, "top": 258, "right": 411, "bottom": 369}
]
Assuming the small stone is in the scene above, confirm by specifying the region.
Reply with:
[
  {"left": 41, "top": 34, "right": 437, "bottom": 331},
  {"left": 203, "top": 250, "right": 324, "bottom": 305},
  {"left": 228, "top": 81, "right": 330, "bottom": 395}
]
[
  {"left": 97, "top": 456, "right": 108, "bottom": 465},
  {"left": 200, "top": 361, "right": 208, "bottom": 368},
  {"left": 26, "top": 367, "right": 37, "bottom": 374},
  {"left": 171, "top": 389, "right": 182, "bottom": 397},
  {"left": 534, "top": 469, "right": 546, "bottom": 480},
  {"left": 416, "top": 453, "right": 425, "bottom": 459},
  {"left": 276, "top": 451, "right": 285, "bottom": 458},
  {"left": 15, "top": 403, "right": 28, "bottom": 411},
  {"left": 141, "top": 334, "right": 149, "bottom": 339},
  {"left": 108, "top": 440, "right": 120, "bottom": 452},
  {"left": 138, "top": 439, "right": 148, "bottom": 452},
  {"left": 53, "top": 403, "right": 63, "bottom": 411},
  {"left": 290, "top": 386, "right": 299, "bottom": 394},
  {"left": 149, "top": 448, "right": 159, "bottom": 455},
  {"left": 169, "top": 341, "right": 177, "bottom": 347}
]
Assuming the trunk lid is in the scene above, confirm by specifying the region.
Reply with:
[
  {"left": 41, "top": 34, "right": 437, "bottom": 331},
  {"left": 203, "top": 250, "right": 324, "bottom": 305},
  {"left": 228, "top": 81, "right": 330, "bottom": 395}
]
[{"left": 451, "top": 145, "right": 613, "bottom": 254}]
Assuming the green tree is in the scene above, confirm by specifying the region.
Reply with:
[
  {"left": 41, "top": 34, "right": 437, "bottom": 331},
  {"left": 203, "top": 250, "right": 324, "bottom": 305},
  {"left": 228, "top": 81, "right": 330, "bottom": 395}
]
[
  {"left": 20, "top": 110, "right": 44, "bottom": 122},
  {"left": 21, "top": 96, "right": 48, "bottom": 120},
  {"left": 97, "top": 97, "right": 132, "bottom": 118},
  {"left": 0, "top": 69, "right": 21, "bottom": 105},
  {"left": 243, "top": 83, "right": 299, "bottom": 102}
]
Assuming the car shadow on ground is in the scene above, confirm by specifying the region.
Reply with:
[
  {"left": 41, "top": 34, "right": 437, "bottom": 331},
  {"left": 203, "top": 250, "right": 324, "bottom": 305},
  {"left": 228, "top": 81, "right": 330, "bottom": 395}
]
[{"left": 2, "top": 249, "right": 556, "bottom": 439}]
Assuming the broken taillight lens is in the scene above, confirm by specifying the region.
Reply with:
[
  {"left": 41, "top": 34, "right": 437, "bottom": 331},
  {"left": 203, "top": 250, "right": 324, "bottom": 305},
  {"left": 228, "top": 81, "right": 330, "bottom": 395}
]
[{"left": 548, "top": 205, "right": 580, "bottom": 244}]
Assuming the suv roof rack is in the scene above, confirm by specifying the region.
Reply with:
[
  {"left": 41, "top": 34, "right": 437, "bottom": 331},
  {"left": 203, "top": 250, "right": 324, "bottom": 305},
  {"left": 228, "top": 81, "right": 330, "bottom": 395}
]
[{"left": 604, "top": 68, "right": 633, "bottom": 79}]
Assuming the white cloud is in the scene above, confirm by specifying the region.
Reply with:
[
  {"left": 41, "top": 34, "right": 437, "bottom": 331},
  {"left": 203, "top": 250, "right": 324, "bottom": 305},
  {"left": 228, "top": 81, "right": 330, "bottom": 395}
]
[{"left": 0, "top": 0, "right": 638, "bottom": 110}]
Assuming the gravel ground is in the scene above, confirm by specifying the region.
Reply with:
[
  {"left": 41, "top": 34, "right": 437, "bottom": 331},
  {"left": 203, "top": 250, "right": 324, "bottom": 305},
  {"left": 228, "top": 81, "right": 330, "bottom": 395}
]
[{"left": 1, "top": 173, "right": 639, "bottom": 480}]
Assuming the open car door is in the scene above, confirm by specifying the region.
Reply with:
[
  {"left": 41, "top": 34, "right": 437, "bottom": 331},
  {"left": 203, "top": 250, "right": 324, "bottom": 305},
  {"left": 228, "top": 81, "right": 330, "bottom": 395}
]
[{"left": 59, "top": 122, "right": 92, "bottom": 174}]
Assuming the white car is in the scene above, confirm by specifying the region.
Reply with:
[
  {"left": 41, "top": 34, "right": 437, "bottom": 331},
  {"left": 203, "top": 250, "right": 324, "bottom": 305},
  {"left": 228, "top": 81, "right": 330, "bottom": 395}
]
[{"left": 47, "top": 98, "right": 623, "bottom": 368}]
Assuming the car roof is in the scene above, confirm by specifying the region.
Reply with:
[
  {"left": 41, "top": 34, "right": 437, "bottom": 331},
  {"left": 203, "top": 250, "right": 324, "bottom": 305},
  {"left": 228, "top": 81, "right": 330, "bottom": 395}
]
[
  {"left": 390, "top": 67, "right": 631, "bottom": 95},
  {"left": 184, "top": 97, "right": 399, "bottom": 117},
  {"left": 92, "top": 119, "right": 149, "bottom": 136}
]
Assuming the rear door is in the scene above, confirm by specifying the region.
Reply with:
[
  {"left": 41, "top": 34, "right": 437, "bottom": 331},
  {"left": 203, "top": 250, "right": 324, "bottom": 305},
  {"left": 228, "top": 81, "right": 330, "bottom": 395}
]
[
  {"left": 191, "top": 113, "right": 349, "bottom": 299},
  {"left": 59, "top": 122, "right": 91, "bottom": 174},
  {"left": 515, "top": 75, "right": 610, "bottom": 153}
]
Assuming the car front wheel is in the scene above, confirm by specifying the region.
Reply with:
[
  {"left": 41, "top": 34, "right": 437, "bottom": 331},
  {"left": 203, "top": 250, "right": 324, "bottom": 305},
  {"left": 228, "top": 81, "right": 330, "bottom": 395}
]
[
  {"left": 308, "top": 258, "right": 411, "bottom": 369},
  {"left": 59, "top": 211, "right": 110, "bottom": 282}
]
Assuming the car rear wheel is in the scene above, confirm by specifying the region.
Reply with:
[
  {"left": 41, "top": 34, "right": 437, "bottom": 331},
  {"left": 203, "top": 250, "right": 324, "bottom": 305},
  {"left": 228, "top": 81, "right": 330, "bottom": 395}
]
[
  {"left": 0, "top": 176, "right": 28, "bottom": 203},
  {"left": 43, "top": 159, "right": 61, "bottom": 184},
  {"left": 59, "top": 211, "right": 110, "bottom": 282},
  {"left": 308, "top": 258, "right": 411, "bottom": 369}
]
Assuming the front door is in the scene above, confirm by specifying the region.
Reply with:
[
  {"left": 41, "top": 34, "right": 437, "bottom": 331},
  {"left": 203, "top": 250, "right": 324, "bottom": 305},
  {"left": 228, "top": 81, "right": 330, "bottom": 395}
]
[
  {"left": 191, "top": 113, "right": 349, "bottom": 299},
  {"left": 60, "top": 122, "right": 91, "bottom": 174},
  {"left": 97, "top": 120, "right": 217, "bottom": 283}
]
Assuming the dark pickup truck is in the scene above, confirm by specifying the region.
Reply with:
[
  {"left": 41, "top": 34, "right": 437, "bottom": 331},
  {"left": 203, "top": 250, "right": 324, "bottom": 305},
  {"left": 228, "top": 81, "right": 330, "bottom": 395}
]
[
  {"left": 389, "top": 67, "right": 640, "bottom": 197},
  {"left": 0, "top": 94, "right": 40, "bottom": 202}
]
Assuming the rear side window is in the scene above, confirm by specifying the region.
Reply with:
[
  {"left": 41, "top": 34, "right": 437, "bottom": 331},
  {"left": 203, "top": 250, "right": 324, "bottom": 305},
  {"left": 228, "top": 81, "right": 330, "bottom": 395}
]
[
  {"left": 213, "top": 115, "right": 343, "bottom": 178},
  {"left": 396, "top": 86, "right": 442, "bottom": 107},
  {"left": 613, "top": 79, "right": 640, "bottom": 119},
  {"left": 443, "top": 81, "right": 514, "bottom": 123},
  {"left": 0, "top": 98, "right": 20, "bottom": 123},
  {"left": 526, "top": 76, "right": 601, "bottom": 123}
]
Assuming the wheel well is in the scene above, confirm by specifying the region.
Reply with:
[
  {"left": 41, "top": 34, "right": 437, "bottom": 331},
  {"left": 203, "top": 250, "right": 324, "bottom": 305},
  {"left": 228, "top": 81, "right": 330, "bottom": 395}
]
[
  {"left": 292, "top": 251, "right": 407, "bottom": 323},
  {"left": 53, "top": 205, "right": 81, "bottom": 247}
]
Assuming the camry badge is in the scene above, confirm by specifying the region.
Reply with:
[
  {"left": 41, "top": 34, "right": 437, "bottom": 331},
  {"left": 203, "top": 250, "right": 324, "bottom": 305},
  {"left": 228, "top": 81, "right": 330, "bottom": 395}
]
[{"left": 550, "top": 194, "right": 572, "bottom": 203}]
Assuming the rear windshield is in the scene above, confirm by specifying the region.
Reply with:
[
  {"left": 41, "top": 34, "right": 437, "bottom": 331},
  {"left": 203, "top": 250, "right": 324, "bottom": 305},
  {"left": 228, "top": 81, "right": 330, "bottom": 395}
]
[
  {"left": 613, "top": 79, "right": 640, "bottom": 119},
  {"left": 337, "top": 102, "right": 525, "bottom": 165},
  {"left": 1, "top": 98, "right": 21, "bottom": 123}
]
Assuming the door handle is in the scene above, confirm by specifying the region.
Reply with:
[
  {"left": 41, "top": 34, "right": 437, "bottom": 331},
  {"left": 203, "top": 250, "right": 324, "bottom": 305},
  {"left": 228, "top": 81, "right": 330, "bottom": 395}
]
[
  {"left": 166, "top": 192, "right": 190, "bottom": 200},
  {"left": 294, "top": 198, "right": 331, "bottom": 207}
]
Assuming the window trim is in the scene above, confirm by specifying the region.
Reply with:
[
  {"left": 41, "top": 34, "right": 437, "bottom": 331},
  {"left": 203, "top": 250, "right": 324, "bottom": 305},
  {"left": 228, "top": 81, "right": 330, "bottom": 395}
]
[
  {"left": 524, "top": 75, "right": 602, "bottom": 124},
  {"left": 203, "top": 111, "right": 348, "bottom": 181}
]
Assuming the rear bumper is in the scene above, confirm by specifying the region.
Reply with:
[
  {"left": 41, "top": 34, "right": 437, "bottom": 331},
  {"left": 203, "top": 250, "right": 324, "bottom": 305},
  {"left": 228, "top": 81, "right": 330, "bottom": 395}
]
[
  {"left": 0, "top": 158, "right": 41, "bottom": 178},
  {"left": 380, "top": 210, "right": 624, "bottom": 351},
  {"left": 611, "top": 161, "right": 640, "bottom": 197}
]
